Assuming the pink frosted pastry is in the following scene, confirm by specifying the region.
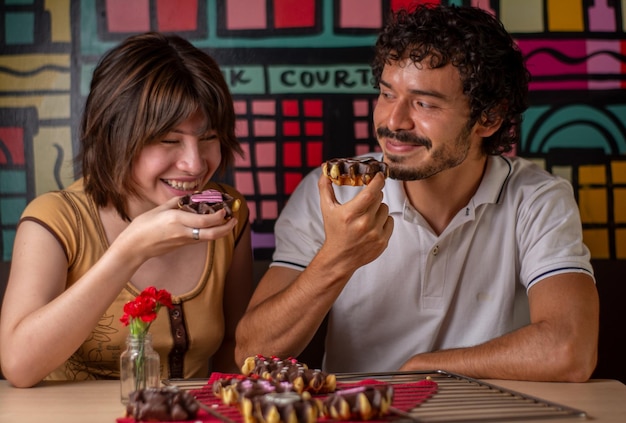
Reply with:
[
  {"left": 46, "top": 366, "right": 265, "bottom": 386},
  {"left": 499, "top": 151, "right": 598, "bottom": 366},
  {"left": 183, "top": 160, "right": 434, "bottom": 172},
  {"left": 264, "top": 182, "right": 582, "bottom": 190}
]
[{"left": 178, "top": 189, "right": 240, "bottom": 218}]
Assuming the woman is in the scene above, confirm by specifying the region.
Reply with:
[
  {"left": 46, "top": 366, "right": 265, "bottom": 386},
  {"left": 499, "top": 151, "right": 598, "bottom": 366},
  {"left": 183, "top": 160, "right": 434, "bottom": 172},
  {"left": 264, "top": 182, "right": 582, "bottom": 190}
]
[{"left": 0, "top": 32, "right": 253, "bottom": 387}]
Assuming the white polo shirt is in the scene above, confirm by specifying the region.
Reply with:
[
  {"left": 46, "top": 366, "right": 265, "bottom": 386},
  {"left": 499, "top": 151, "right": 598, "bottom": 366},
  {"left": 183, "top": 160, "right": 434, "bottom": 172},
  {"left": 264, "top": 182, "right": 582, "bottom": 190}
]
[{"left": 271, "top": 154, "right": 593, "bottom": 373}]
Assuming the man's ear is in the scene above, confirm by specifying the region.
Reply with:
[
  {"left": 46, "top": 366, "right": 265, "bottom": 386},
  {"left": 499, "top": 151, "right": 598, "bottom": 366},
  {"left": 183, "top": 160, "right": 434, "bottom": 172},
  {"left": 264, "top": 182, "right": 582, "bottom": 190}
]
[{"left": 475, "top": 109, "right": 504, "bottom": 138}]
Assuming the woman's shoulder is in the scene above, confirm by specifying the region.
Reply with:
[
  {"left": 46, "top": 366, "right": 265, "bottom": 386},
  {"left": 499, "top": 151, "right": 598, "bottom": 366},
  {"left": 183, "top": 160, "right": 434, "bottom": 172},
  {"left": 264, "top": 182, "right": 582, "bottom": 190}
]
[{"left": 22, "top": 179, "right": 91, "bottom": 216}]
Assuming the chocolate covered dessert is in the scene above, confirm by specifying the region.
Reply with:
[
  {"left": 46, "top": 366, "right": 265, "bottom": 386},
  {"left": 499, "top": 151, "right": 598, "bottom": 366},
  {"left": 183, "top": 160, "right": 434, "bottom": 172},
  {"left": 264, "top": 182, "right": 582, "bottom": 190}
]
[
  {"left": 178, "top": 189, "right": 240, "bottom": 218},
  {"left": 322, "top": 157, "right": 389, "bottom": 186},
  {"left": 125, "top": 387, "right": 199, "bottom": 421},
  {"left": 241, "top": 355, "right": 336, "bottom": 394},
  {"left": 323, "top": 385, "right": 394, "bottom": 421}
]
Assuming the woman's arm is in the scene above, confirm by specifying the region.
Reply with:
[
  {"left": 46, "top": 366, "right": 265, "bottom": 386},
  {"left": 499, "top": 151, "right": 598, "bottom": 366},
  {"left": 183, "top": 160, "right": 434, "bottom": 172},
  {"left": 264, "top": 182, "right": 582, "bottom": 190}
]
[{"left": 0, "top": 197, "right": 238, "bottom": 387}]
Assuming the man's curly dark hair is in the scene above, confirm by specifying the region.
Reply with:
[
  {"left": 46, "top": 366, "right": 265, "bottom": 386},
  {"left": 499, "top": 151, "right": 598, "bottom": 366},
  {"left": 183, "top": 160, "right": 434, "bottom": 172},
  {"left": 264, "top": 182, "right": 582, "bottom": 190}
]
[{"left": 372, "top": 5, "right": 530, "bottom": 155}]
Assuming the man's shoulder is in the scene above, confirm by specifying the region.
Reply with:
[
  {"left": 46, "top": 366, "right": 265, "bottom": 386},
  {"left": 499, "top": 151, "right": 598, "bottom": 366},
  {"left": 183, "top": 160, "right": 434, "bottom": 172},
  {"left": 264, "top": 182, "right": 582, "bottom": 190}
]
[{"left": 497, "top": 155, "right": 567, "bottom": 191}]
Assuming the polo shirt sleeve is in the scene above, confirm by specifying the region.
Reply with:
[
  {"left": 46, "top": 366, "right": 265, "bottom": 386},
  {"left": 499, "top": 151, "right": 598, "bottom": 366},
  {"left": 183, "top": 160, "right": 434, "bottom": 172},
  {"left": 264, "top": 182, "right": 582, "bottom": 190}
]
[
  {"left": 516, "top": 176, "right": 593, "bottom": 289},
  {"left": 271, "top": 168, "right": 326, "bottom": 270}
]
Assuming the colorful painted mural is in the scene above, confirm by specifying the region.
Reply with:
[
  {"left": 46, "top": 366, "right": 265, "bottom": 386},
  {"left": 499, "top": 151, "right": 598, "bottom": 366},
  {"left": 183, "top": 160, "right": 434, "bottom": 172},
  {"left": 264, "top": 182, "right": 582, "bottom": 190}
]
[{"left": 1, "top": 0, "right": 625, "bottom": 263}]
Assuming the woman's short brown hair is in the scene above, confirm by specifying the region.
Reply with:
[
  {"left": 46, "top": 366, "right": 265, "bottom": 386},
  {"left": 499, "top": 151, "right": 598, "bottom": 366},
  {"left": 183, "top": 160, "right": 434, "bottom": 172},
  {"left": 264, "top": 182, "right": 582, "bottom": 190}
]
[{"left": 78, "top": 32, "right": 241, "bottom": 220}]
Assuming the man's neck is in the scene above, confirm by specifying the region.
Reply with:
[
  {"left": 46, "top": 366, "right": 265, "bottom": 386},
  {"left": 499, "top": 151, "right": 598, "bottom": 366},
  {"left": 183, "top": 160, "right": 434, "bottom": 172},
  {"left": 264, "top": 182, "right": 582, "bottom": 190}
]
[{"left": 403, "top": 154, "right": 488, "bottom": 235}]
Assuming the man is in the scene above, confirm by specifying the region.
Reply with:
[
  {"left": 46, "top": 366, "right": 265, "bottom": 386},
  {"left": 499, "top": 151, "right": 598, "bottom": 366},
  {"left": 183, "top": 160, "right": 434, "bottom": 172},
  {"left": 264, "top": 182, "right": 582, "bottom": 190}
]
[{"left": 235, "top": 4, "right": 598, "bottom": 382}]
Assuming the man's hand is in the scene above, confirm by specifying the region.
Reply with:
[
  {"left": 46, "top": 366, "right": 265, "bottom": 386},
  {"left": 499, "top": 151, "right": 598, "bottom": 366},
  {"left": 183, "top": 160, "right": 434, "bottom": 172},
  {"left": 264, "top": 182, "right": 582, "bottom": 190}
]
[{"left": 317, "top": 172, "right": 394, "bottom": 274}]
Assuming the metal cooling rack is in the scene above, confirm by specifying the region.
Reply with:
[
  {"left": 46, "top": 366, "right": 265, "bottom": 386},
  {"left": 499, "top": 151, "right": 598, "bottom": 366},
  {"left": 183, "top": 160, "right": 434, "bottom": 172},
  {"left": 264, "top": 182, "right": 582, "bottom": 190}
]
[
  {"left": 336, "top": 370, "right": 587, "bottom": 422},
  {"left": 164, "top": 369, "right": 587, "bottom": 423}
]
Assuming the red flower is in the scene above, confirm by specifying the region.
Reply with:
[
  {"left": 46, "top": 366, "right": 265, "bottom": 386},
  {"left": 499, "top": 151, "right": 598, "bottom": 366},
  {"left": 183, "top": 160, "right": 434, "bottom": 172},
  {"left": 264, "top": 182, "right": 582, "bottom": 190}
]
[{"left": 120, "top": 286, "right": 173, "bottom": 337}]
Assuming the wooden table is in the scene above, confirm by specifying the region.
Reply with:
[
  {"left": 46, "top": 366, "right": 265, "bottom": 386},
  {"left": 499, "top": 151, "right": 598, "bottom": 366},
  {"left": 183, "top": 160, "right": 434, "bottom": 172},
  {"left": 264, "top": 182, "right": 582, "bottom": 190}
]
[{"left": 0, "top": 378, "right": 625, "bottom": 423}]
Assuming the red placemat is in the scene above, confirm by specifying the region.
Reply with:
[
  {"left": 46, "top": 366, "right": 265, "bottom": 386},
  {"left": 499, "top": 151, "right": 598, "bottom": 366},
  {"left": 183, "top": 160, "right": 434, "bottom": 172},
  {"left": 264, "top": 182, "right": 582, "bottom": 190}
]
[{"left": 117, "top": 372, "right": 438, "bottom": 423}]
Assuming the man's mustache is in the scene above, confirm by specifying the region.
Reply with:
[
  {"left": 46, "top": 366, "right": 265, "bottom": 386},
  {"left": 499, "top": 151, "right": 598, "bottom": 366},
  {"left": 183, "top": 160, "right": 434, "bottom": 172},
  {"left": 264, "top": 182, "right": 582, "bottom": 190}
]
[{"left": 376, "top": 127, "right": 432, "bottom": 149}]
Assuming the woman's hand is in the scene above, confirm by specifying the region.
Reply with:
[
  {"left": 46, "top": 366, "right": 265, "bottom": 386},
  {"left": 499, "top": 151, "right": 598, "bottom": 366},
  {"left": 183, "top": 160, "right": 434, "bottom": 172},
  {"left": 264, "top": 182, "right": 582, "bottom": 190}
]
[{"left": 113, "top": 196, "right": 238, "bottom": 261}]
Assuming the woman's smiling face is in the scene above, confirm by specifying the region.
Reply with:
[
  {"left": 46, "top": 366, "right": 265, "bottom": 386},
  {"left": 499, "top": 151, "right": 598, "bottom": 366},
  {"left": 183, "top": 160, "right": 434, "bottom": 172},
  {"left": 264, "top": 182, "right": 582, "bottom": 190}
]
[{"left": 129, "top": 110, "right": 222, "bottom": 214}]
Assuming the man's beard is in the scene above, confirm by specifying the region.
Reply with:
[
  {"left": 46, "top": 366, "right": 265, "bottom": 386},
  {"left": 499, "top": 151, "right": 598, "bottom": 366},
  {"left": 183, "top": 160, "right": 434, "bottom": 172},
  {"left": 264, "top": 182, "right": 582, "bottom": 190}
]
[{"left": 377, "top": 125, "right": 472, "bottom": 181}]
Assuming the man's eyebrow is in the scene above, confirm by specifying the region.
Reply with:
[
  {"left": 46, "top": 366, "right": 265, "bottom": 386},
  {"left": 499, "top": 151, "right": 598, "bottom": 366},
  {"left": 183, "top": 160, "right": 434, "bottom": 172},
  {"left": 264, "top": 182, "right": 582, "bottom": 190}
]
[{"left": 379, "top": 79, "right": 448, "bottom": 100}]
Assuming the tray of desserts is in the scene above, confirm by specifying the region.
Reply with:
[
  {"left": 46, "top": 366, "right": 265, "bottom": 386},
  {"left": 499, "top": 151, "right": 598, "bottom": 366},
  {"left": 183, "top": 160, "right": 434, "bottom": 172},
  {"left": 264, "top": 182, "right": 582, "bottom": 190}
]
[{"left": 147, "top": 357, "right": 586, "bottom": 423}]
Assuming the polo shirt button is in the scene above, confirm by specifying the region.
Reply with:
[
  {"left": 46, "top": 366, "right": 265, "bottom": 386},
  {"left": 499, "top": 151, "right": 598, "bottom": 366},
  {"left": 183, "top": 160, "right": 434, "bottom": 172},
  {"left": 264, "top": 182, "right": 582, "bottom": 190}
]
[{"left": 433, "top": 245, "right": 439, "bottom": 256}]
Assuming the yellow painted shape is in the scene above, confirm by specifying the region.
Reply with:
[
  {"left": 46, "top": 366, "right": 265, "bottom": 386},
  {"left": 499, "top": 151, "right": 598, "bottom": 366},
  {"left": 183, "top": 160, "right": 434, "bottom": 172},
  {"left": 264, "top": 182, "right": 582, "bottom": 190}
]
[
  {"left": 547, "top": 0, "right": 584, "bottom": 31},
  {"left": 616, "top": 229, "right": 626, "bottom": 259},
  {"left": 0, "top": 94, "right": 70, "bottom": 120},
  {"left": 45, "top": 0, "right": 71, "bottom": 42},
  {"left": 578, "top": 187, "right": 607, "bottom": 223},
  {"left": 615, "top": 188, "right": 626, "bottom": 223},
  {"left": 0, "top": 70, "right": 70, "bottom": 91},
  {"left": 583, "top": 229, "right": 609, "bottom": 259},
  {"left": 500, "top": 0, "right": 544, "bottom": 33},
  {"left": 33, "top": 127, "right": 75, "bottom": 195},
  {"left": 578, "top": 164, "right": 606, "bottom": 184},
  {"left": 0, "top": 54, "right": 70, "bottom": 70},
  {"left": 611, "top": 161, "right": 626, "bottom": 183}
]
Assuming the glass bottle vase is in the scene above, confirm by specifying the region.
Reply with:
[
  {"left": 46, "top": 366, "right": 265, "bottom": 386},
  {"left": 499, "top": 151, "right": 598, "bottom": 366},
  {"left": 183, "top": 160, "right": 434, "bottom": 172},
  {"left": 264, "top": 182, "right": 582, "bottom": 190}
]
[{"left": 120, "top": 333, "right": 160, "bottom": 405}]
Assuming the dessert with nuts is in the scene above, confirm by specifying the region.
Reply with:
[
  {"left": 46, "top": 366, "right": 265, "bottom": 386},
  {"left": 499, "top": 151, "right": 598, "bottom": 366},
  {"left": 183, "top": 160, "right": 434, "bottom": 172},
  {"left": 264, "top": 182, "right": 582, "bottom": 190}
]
[
  {"left": 323, "top": 385, "right": 394, "bottom": 421},
  {"left": 322, "top": 157, "right": 389, "bottom": 186},
  {"left": 241, "top": 355, "right": 336, "bottom": 395}
]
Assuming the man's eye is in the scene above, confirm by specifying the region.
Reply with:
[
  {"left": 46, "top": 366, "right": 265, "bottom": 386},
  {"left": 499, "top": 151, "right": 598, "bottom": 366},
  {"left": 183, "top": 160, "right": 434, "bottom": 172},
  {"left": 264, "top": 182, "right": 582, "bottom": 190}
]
[{"left": 161, "top": 139, "right": 179, "bottom": 144}]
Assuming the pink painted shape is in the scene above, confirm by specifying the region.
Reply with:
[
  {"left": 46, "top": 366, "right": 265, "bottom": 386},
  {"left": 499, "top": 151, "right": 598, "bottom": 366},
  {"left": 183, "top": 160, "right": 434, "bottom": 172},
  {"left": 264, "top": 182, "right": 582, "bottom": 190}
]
[
  {"left": 252, "top": 99, "right": 276, "bottom": 115},
  {"left": 246, "top": 199, "right": 257, "bottom": 225},
  {"left": 233, "top": 100, "right": 247, "bottom": 114},
  {"left": 587, "top": 40, "right": 621, "bottom": 90},
  {"left": 471, "top": 0, "right": 495, "bottom": 16},
  {"left": 234, "top": 171, "right": 255, "bottom": 195},
  {"left": 106, "top": 0, "right": 150, "bottom": 32},
  {"left": 355, "top": 144, "right": 371, "bottom": 156},
  {"left": 235, "top": 119, "right": 249, "bottom": 137},
  {"left": 255, "top": 142, "right": 276, "bottom": 167},
  {"left": 258, "top": 171, "right": 277, "bottom": 194},
  {"left": 353, "top": 99, "right": 369, "bottom": 117},
  {"left": 261, "top": 200, "right": 278, "bottom": 220},
  {"left": 235, "top": 142, "right": 251, "bottom": 167},
  {"left": 226, "top": 0, "right": 266, "bottom": 30},
  {"left": 588, "top": 0, "right": 616, "bottom": 32},
  {"left": 247, "top": 201, "right": 257, "bottom": 223},
  {"left": 354, "top": 121, "right": 370, "bottom": 139},
  {"left": 253, "top": 119, "right": 276, "bottom": 137},
  {"left": 340, "top": 0, "right": 382, "bottom": 29}
]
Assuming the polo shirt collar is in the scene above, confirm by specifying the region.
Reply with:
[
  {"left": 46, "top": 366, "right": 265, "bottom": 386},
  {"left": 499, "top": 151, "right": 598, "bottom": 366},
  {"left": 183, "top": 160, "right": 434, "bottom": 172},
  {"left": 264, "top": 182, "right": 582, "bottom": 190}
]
[
  {"left": 473, "top": 155, "right": 513, "bottom": 206},
  {"left": 383, "top": 154, "right": 513, "bottom": 216}
]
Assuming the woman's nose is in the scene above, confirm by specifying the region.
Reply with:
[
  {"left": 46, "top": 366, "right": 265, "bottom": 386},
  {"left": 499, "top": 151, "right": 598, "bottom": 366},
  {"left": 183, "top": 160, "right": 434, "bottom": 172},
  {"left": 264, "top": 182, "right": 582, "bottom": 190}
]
[{"left": 178, "top": 142, "right": 205, "bottom": 173}]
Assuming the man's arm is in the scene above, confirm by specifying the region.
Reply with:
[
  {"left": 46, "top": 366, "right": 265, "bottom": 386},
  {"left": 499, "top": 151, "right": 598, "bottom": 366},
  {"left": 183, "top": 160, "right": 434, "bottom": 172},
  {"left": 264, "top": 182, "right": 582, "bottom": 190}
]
[
  {"left": 235, "top": 173, "right": 393, "bottom": 366},
  {"left": 399, "top": 272, "right": 599, "bottom": 382}
]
